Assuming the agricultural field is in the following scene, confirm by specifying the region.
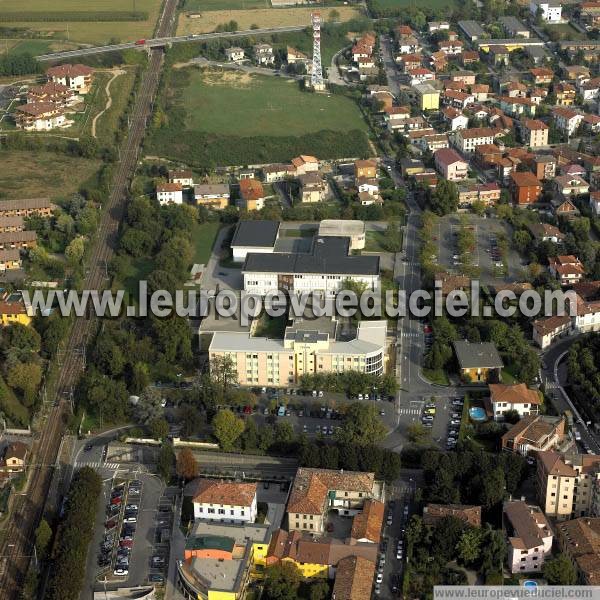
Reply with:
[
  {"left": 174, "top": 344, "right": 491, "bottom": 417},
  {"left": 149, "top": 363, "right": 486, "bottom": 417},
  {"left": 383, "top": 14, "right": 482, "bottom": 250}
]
[
  {"left": 0, "top": 149, "right": 101, "bottom": 200},
  {"left": 0, "top": 0, "right": 163, "bottom": 45},
  {"left": 368, "top": 0, "right": 458, "bottom": 12},
  {"left": 177, "top": 5, "right": 362, "bottom": 35},
  {"left": 147, "top": 67, "right": 370, "bottom": 165},
  {"left": 182, "top": 69, "right": 367, "bottom": 136},
  {"left": 182, "top": 0, "right": 269, "bottom": 9},
  {"left": 5, "top": 38, "right": 82, "bottom": 56}
]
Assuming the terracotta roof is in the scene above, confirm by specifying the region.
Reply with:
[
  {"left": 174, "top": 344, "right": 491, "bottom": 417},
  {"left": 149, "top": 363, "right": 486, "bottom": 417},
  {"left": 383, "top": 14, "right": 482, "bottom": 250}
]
[
  {"left": 511, "top": 171, "right": 540, "bottom": 187},
  {"left": 332, "top": 556, "right": 376, "bottom": 600},
  {"left": 27, "top": 81, "right": 71, "bottom": 96},
  {"left": 435, "top": 272, "right": 470, "bottom": 295},
  {"left": 355, "top": 159, "right": 377, "bottom": 169},
  {"left": 239, "top": 178, "right": 264, "bottom": 201},
  {"left": 557, "top": 517, "right": 600, "bottom": 584},
  {"left": 502, "top": 415, "right": 565, "bottom": 448},
  {"left": 489, "top": 383, "right": 541, "bottom": 406},
  {"left": 523, "top": 119, "right": 548, "bottom": 130},
  {"left": 504, "top": 501, "right": 551, "bottom": 551},
  {"left": 423, "top": 504, "right": 482, "bottom": 527},
  {"left": 46, "top": 63, "right": 93, "bottom": 78},
  {"left": 193, "top": 479, "right": 257, "bottom": 507},
  {"left": 0, "top": 230, "right": 37, "bottom": 244},
  {"left": 16, "top": 102, "right": 62, "bottom": 117},
  {"left": 533, "top": 314, "right": 571, "bottom": 337},
  {"left": 350, "top": 500, "right": 384, "bottom": 543},
  {"left": 434, "top": 147, "right": 465, "bottom": 167},
  {"left": 287, "top": 468, "right": 375, "bottom": 515},
  {"left": 291, "top": 154, "right": 318, "bottom": 168},
  {"left": 157, "top": 182, "right": 182, "bottom": 193},
  {"left": 537, "top": 451, "right": 578, "bottom": 477},
  {"left": 458, "top": 127, "right": 496, "bottom": 139}
]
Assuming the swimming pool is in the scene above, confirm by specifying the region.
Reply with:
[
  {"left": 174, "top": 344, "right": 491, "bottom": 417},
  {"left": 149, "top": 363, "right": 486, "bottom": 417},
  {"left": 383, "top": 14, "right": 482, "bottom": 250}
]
[{"left": 469, "top": 406, "right": 487, "bottom": 422}]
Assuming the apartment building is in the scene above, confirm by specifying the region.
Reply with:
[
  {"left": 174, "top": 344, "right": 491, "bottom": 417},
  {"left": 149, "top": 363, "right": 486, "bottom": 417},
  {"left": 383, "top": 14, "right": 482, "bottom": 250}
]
[
  {"left": 521, "top": 119, "right": 549, "bottom": 147},
  {"left": 286, "top": 468, "right": 385, "bottom": 533},
  {"left": 46, "top": 63, "right": 94, "bottom": 94},
  {"left": 209, "top": 318, "right": 387, "bottom": 386},
  {"left": 510, "top": 171, "right": 542, "bottom": 205},
  {"left": 242, "top": 236, "right": 379, "bottom": 296},
  {"left": 537, "top": 451, "right": 600, "bottom": 520},
  {"left": 504, "top": 501, "right": 553, "bottom": 574},
  {"left": 454, "top": 127, "right": 498, "bottom": 153},
  {"left": 434, "top": 148, "right": 469, "bottom": 181},
  {"left": 26, "top": 81, "right": 76, "bottom": 108},
  {"left": 192, "top": 480, "right": 257, "bottom": 524},
  {"left": 530, "top": 0, "right": 562, "bottom": 22},
  {"left": 156, "top": 182, "right": 183, "bottom": 205},
  {"left": 555, "top": 517, "right": 600, "bottom": 584},
  {"left": 0, "top": 198, "right": 53, "bottom": 218},
  {"left": 14, "top": 102, "right": 67, "bottom": 131}
]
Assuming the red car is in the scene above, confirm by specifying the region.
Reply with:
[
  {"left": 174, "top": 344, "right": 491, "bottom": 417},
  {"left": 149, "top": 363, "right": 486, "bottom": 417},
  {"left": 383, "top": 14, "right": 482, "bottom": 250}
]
[
  {"left": 111, "top": 496, "right": 122, "bottom": 506},
  {"left": 135, "top": 39, "right": 146, "bottom": 45},
  {"left": 243, "top": 405, "right": 252, "bottom": 414},
  {"left": 120, "top": 539, "right": 133, "bottom": 548}
]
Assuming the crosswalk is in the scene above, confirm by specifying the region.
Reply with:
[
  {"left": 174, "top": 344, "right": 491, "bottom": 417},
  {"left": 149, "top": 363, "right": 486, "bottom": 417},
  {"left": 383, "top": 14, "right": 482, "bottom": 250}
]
[
  {"left": 399, "top": 332, "right": 420, "bottom": 338},
  {"left": 399, "top": 407, "right": 422, "bottom": 415},
  {"left": 76, "top": 461, "right": 121, "bottom": 470}
]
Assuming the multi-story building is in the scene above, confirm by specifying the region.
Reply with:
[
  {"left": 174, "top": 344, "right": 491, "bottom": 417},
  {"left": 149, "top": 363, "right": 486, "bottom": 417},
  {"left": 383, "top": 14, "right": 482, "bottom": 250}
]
[
  {"left": 454, "top": 127, "right": 498, "bottom": 153},
  {"left": 0, "top": 198, "right": 53, "bottom": 218},
  {"left": 192, "top": 480, "right": 257, "bottom": 524},
  {"left": 453, "top": 340, "right": 504, "bottom": 382},
  {"left": 549, "top": 255, "right": 585, "bottom": 286},
  {"left": 169, "top": 169, "right": 194, "bottom": 187},
  {"left": 14, "top": 102, "right": 67, "bottom": 131},
  {"left": 489, "top": 383, "right": 541, "bottom": 420},
  {"left": 434, "top": 148, "right": 468, "bottom": 181},
  {"left": 530, "top": 0, "right": 562, "bottom": 22},
  {"left": 501, "top": 415, "right": 567, "bottom": 456},
  {"left": 510, "top": 171, "right": 542, "bottom": 205},
  {"left": 239, "top": 178, "right": 266, "bottom": 211},
  {"left": 553, "top": 107, "right": 583, "bottom": 135},
  {"left": 532, "top": 314, "right": 572, "bottom": 348},
  {"left": 253, "top": 43, "right": 274, "bottom": 65},
  {"left": 156, "top": 182, "right": 183, "bottom": 205},
  {"left": 555, "top": 517, "right": 600, "bottom": 584},
  {"left": 286, "top": 468, "right": 385, "bottom": 533},
  {"left": 504, "top": 500, "right": 553, "bottom": 574},
  {"left": 537, "top": 451, "right": 600, "bottom": 520},
  {"left": 193, "top": 184, "right": 230, "bottom": 210},
  {"left": 242, "top": 236, "right": 379, "bottom": 296},
  {"left": 414, "top": 83, "right": 440, "bottom": 110},
  {"left": 225, "top": 47, "right": 245, "bottom": 62},
  {"left": 299, "top": 173, "right": 327, "bottom": 203},
  {"left": 46, "top": 63, "right": 94, "bottom": 93},
  {"left": 521, "top": 119, "right": 549, "bottom": 147},
  {"left": 0, "top": 230, "right": 36, "bottom": 251},
  {"left": 26, "top": 81, "right": 76, "bottom": 108},
  {"left": 0, "top": 249, "right": 22, "bottom": 271},
  {"left": 209, "top": 318, "right": 387, "bottom": 387}
]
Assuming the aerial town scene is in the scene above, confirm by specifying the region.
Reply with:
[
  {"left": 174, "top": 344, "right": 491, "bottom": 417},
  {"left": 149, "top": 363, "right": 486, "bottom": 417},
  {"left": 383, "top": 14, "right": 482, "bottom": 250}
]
[{"left": 3, "top": 0, "right": 600, "bottom": 599}]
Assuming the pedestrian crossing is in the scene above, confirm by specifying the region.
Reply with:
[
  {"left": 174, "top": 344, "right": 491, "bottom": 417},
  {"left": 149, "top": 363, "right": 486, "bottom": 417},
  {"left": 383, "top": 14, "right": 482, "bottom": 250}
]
[
  {"left": 399, "top": 332, "right": 420, "bottom": 338},
  {"left": 399, "top": 407, "right": 422, "bottom": 415},
  {"left": 76, "top": 461, "right": 121, "bottom": 470}
]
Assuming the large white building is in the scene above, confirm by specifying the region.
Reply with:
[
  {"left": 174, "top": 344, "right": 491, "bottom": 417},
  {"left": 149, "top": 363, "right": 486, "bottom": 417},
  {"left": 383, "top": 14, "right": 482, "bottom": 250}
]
[
  {"left": 530, "top": 0, "right": 562, "bottom": 22},
  {"left": 454, "top": 127, "right": 498, "bottom": 154},
  {"left": 192, "top": 479, "right": 257, "bottom": 524}
]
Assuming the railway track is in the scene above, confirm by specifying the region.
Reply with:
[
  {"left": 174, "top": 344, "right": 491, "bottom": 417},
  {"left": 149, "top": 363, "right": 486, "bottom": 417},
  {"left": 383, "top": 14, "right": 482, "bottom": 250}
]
[{"left": 0, "top": 0, "right": 178, "bottom": 597}]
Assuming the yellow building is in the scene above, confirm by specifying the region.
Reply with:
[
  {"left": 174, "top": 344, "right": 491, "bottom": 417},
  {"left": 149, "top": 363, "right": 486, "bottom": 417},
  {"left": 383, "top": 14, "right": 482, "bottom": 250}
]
[
  {"left": 453, "top": 340, "right": 504, "bottom": 383},
  {"left": 0, "top": 292, "right": 33, "bottom": 327},
  {"left": 414, "top": 83, "right": 440, "bottom": 110}
]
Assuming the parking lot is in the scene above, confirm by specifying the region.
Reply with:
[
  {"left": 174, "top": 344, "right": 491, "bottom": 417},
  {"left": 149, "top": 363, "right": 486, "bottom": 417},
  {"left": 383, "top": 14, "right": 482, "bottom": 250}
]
[{"left": 436, "top": 214, "right": 523, "bottom": 284}]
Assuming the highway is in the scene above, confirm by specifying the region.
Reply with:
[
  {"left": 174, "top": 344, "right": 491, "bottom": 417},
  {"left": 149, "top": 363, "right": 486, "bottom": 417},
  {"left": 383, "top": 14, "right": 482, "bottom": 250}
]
[
  {"left": 0, "top": 0, "right": 179, "bottom": 597},
  {"left": 36, "top": 26, "right": 306, "bottom": 62}
]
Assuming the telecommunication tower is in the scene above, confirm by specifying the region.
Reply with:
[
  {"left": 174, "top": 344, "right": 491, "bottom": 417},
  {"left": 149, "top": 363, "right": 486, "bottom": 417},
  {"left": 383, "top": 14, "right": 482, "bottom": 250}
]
[{"left": 311, "top": 12, "right": 325, "bottom": 91}]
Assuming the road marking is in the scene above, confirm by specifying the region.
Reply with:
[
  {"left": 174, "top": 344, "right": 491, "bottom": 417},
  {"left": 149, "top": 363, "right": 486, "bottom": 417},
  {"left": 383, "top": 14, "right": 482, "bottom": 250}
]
[
  {"left": 76, "top": 461, "right": 120, "bottom": 470},
  {"left": 399, "top": 408, "right": 422, "bottom": 415}
]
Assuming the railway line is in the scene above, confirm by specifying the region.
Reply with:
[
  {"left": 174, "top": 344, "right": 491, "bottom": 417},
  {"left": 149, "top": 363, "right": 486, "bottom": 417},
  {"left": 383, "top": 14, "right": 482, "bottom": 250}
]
[{"left": 0, "top": 0, "right": 178, "bottom": 596}]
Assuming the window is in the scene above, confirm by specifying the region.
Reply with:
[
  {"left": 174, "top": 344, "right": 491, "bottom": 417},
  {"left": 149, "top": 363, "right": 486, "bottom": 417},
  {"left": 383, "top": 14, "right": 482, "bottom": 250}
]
[
  {"left": 230, "top": 510, "right": 234, "bottom": 515},
  {"left": 310, "top": 524, "right": 313, "bottom": 530},
  {"left": 241, "top": 511, "right": 245, "bottom": 516},
  {"left": 208, "top": 508, "right": 215, "bottom": 514},
  {"left": 218, "top": 509, "right": 225, "bottom": 514}
]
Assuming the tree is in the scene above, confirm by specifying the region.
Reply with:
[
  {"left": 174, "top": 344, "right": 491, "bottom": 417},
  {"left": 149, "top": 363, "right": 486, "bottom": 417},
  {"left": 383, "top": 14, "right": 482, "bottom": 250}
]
[
  {"left": 263, "top": 562, "right": 301, "bottom": 600},
  {"left": 502, "top": 409, "right": 521, "bottom": 424},
  {"left": 6, "top": 361, "right": 42, "bottom": 406},
  {"left": 176, "top": 448, "right": 199, "bottom": 481},
  {"left": 407, "top": 422, "right": 430, "bottom": 444},
  {"left": 65, "top": 236, "right": 85, "bottom": 265},
  {"left": 149, "top": 417, "right": 169, "bottom": 440},
  {"left": 543, "top": 554, "right": 577, "bottom": 585},
  {"left": 157, "top": 441, "right": 174, "bottom": 482},
  {"left": 209, "top": 355, "right": 238, "bottom": 401},
  {"left": 309, "top": 579, "right": 330, "bottom": 600},
  {"left": 328, "top": 8, "right": 340, "bottom": 22},
  {"left": 382, "top": 219, "right": 403, "bottom": 252},
  {"left": 335, "top": 402, "right": 386, "bottom": 446},
  {"left": 35, "top": 518, "right": 53, "bottom": 560},
  {"left": 457, "top": 528, "right": 483, "bottom": 566},
  {"left": 135, "top": 386, "right": 163, "bottom": 425},
  {"left": 429, "top": 179, "right": 458, "bottom": 216},
  {"left": 213, "top": 409, "right": 245, "bottom": 451}
]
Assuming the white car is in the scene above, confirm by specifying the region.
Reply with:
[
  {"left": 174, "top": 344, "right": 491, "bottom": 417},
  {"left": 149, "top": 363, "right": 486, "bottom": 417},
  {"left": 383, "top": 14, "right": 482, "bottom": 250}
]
[
  {"left": 318, "top": 390, "right": 324, "bottom": 397},
  {"left": 125, "top": 504, "right": 138, "bottom": 511},
  {"left": 114, "top": 568, "right": 128, "bottom": 576},
  {"left": 396, "top": 550, "right": 403, "bottom": 560},
  {"left": 376, "top": 573, "right": 384, "bottom": 584},
  {"left": 124, "top": 517, "right": 137, "bottom": 523},
  {"left": 450, "top": 420, "right": 461, "bottom": 426},
  {"left": 358, "top": 393, "right": 364, "bottom": 400}
]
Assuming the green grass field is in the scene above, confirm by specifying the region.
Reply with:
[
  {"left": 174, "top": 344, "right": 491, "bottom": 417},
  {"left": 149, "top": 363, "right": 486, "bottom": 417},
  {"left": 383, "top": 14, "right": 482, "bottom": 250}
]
[
  {"left": 191, "top": 221, "right": 220, "bottom": 264},
  {"left": 183, "top": 69, "right": 367, "bottom": 137},
  {"left": 182, "top": 0, "right": 269, "bottom": 10},
  {"left": 544, "top": 23, "right": 587, "bottom": 40},
  {"left": 0, "top": 0, "right": 162, "bottom": 45},
  {"left": 369, "top": 0, "right": 457, "bottom": 11},
  {"left": 0, "top": 150, "right": 101, "bottom": 200}
]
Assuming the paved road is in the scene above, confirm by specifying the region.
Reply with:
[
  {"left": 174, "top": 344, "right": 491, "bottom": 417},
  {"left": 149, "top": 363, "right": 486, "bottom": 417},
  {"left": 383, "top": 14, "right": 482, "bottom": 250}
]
[
  {"left": 36, "top": 26, "right": 306, "bottom": 62},
  {"left": 379, "top": 35, "right": 401, "bottom": 98}
]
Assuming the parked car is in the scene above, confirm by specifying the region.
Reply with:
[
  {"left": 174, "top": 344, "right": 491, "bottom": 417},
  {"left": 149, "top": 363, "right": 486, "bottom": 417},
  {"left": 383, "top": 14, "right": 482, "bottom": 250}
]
[{"left": 113, "top": 568, "right": 128, "bottom": 576}]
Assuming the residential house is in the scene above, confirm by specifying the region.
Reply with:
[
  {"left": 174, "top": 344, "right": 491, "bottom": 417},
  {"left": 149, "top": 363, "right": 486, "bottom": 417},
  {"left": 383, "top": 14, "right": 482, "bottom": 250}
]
[
  {"left": 286, "top": 468, "right": 384, "bottom": 533},
  {"left": 0, "top": 230, "right": 37, "bottom": 250},
  {"left": 455, "top": 127, "right": 498, "bottom": 154},
  {"left": 554, "top": 83, "right": 577, "bottom": 106},
  {"left": 299, "top": 173, "right": 327, "bottom": 203},
  {"left": 398, "top": 53, "right": 422, "bottom": 72},
  {"left": 470, "top": 83, "right": 489, "bottom": 101},
  {"left": 441, "top": 107, "right": 468, "bottom": 131},
  {"left": 26, "top": 81, "right": 76, "bottom": 108},
  {"left": 554, "top": 174, "right": 590, "bottom": 198},
  {"left": 510, "top": 171, "right": 542, "bottom": 205},
  {"left": 584, "top": 114, "right": 600, "bottom": 133},
  {"left": 417, "top": 133, "right": 449, "bottom": 152},
  {"left": 0, "top": 442, "right": 28, "bottom": 473},
  {"left": 453, "top": 340, "right": 504, "bottom": 382},
  {"left": 532, "top": 314, "right": 571, "bottom": 348},
  {"left": 239, "top": 179, "right": 266, "bottom": 211},
  {"left": 225, "top": 47, "right": 245, "bottom": 62},
  {"left": 591, "top": 191, "right": 600, "bottom": 215},
  {"left": 549, "top": 255, "right": 585, "bottom": 286},
  {"left": 438, "top": 40, "right": 464, "bottom": 55},
  {"left": 407, "top": 67, "right": 434, "bottom": 86},
  {"left": 530, "top": 67, "right": 553, "bottom": 85},
  {"left": 0, "top": 249, "right": 22, "bottom": 271},
  {"left": 156, "top": 182, "right": 183, "bottom": 205},
  {"left": 350, "top": 500, "right": 385, "bottom": 544},
  {"left": 291, "top": 155, "right": 319, "bottom": 175},
  {"left": 527, "top": 222, "right": 564, "bottom": 243},
  {"left": 499, "top": 16, "right": 530, "bottom": 38},
  {"left": 193, "top": 184, "right": 230, "bottom": 210},
  {"left": 429, "top": 50, "right": 448, "bottom": 72},
  {"left": 563, "top": 64, "right": 590, "bottom": 81},
  {"left": 504, "top": 81, "right": 528, "bottom": 97},
  {"left": 263, "top": 163, "right": 294, "bottom": 183},
  {"left": 451, "top": 71, "right": 476, "bottom": 86},
  {"left": 168, "top": 169, "right": 194, "bottom": 187},
  {"left": 331, "top": 556, "right": 377, "bottom": 600},
  {"left": 414, "top": 83, "right": 440, "bottom": 110},
  {"left": 504, "top": 501, "right": 553, "bottom": 574},
  {"left": 0, "top": 198, "right": 53, "bottom": 218},
  {"left": 488, "top": 383, "right": 541, "bottom": 420},
  {"left": 423, "top": 504, "right": 482, "bottom": 528},
  {"left": 498, "top": 96, "right": 537, "bottom": 118},
  {"left": 0, "top": 216, "right": 25, "bottom": 233},
  {"left": 434, "top": 148, "right": 468, "bottom": 181},
  {"left": 358, "top": 191, "right": 383, "bottom": 206},
  {"left": 14, "top": 102, "right": 67, "bottom": 131},
  {"left": 530, "top": 0, "right": 562, "bottom": 22},
  {"left": 0, "top": 291, "right": 33, "bottom": 327},
  {"left": 397, "top": 35, "right": 421, "bottom": 55},
  {"left": 554, "top": 197, "right": 580, "bottom": 218},
  {"left": 460, "top": 50, "right": 481, "bottom": 65},
  {"left": 458, "top": 182, "right": 501, "bottom": 207},
  {"left": 356, "top": 177, "right": 379, "bottom": 195},
  {"left": 399, "top": 158, "right": 424, "bottom": 178},
  {"left": 537, "top": 452, "right": 600, "bottom": 520},
  {"left": 532, "top": 154, "right": 557, "bottom": 180},
  {"left": 46, "top": 63, "right": 94, "bottom": 94},
  {"left": 501, "top": 415, "right": 567, "bottom": 456},
  {"left": 253, "top": 43, "right": 274, "bottom": 65},
  {"left": 428, "top": 21, "right": 450, "bottom": 33},
  {"left": 555, "top": 518, "right": 600, "bottom": 584},
  {"left": 383, "top": 105, "right": 410, "bottom": 131},
  {"left": 442, "top": 89, "right": 475, "bottom": 110},
  {"left": 521, "top": 119, "right": 549, "bottom": 147},
  {"left": 579, "top": 77, "right": 600, "bottom": 101},
  {"left": 354, "top": 159, "right": 377, "bottom": 180},
  {"left": 488, "top": 45, "right": 510, "bottom": 66},
  {"left": 192, "top": 479, "right": 257, "bottom": 523}
]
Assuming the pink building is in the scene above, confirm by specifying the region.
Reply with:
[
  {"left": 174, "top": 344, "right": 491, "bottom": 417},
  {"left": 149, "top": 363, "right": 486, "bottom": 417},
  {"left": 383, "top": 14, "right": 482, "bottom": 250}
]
[{"left": 434, "top": 148, "right": 468, "bottom": 181}]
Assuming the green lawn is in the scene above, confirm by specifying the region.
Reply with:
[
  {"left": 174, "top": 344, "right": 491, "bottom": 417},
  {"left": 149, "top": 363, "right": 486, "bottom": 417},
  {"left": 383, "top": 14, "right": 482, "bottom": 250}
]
[
  {"left": 364, "top": 230, "right": 396, "bottom": 253},
  {"left": 422, "top": 368, "right": 450, "bottom": 386},
  {"left": 121, "top": 256, "right": 154, "bottom": 299},
  {"left": 8, "top": 39, "right": 52, "bottom": 55},
  {"left": 544, "top": 23, "right": 587, "bottom": 40},
  {"left": 254, "top": 313, "right": 288, "bottom": 338},
  {"left": 182, "top": 0, "right": 269, "bottom": 9},
  {"left": 370, "top": 0, "right": 458, "bottom": 11},
  {"left": 183, "top": 70, "right": 368, "bottom": 137},
  {"left": 191, "top": 222, "right": 220, "bottom": 264}
]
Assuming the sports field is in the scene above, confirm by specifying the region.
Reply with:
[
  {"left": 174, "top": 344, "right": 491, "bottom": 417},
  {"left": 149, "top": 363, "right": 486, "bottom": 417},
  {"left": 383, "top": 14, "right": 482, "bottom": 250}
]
[
  {"left": 0, "top": 0, "right": 162, "bottom": 45},
  {"left": 182, "top": 69, "right": 367, "bottom": 136},
  {"left": 177, "top": 5, "right": 362, "bottom": 35},
  {"left": 0, "top": 150, "right": 101, "bottom": 200}
]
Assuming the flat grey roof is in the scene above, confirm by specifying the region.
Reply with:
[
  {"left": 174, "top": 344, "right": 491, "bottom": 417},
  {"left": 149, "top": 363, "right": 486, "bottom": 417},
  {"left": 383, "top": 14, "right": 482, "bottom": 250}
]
[
  {"left": 190, "top": 520, "right": 270, "bottom": 544},
  {"left": 498, "top": 16, "right": 529, "bottom": 32},
  {"left": 477, "top": 38, "right": 544, "bottom": 46},
  {"left": 458, "top": 20, "right": 485, "bottom": 38},
  {"left": 231, "top": 220, "right": 279, "bottom": 248},
  {"left": 318, "top": 219, "right": 365, "bottom": 237},
  {"left": 243, "top": 236, "right": 379, "bottom": 276},
  {"left": 453, "top": 340, "right": 504, "bottom": 369}
]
